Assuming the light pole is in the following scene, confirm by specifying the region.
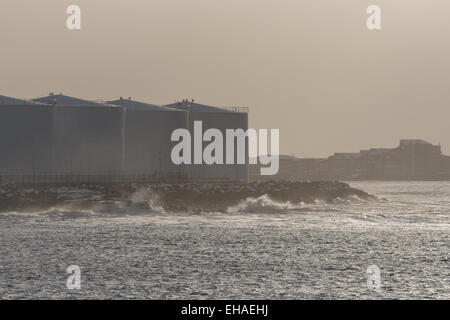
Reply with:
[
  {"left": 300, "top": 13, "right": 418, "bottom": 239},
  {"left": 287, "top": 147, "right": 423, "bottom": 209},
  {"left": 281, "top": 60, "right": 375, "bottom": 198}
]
[{"left": 158, "top": 151, "right": 162, "bottom": 180}]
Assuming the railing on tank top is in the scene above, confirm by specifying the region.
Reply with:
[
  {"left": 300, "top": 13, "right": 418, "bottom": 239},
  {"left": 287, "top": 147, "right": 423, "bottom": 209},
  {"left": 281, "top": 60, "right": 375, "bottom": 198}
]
[
  {"left": 0, "top": 172, "right": 191, "bottom": 185},
  {"left": 222, "top": 106, "right": 249, "bottom": 113}
]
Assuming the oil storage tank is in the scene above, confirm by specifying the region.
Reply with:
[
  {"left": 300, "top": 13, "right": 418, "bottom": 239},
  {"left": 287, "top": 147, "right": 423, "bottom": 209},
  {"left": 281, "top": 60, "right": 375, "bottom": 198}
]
[
  {"left": 164, "top": 100, "right": 249, "bottom": 182},
  {"left": 0, "top": 95, "right": 53, "bottom": 175},
  {"left": 108, "top": 98, "right": 189, "bottom": 178},
  {"left": 33, "top": 94, "right": 123, "bottom": 175}
]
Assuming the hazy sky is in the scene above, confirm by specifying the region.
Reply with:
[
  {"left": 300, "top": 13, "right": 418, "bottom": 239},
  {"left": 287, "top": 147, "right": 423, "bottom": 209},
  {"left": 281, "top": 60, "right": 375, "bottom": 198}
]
[{"left": 1, "top": 0, "right": 450, "bottom": 156}]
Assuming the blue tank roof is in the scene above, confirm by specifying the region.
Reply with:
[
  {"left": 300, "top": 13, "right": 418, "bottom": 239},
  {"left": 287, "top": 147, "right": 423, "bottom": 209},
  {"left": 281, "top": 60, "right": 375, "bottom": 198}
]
[
  {"left": 0, "top": 94, "right": 46, "bottom": 106},
  {"left": 33, "top": 94, "right": 118, "bottom": 108},
  {"left": 108, "top": 98, "right": 183, "bottom": 112},
  {"left": 164, "top": 100, "right": 233, "bottom": 113}
]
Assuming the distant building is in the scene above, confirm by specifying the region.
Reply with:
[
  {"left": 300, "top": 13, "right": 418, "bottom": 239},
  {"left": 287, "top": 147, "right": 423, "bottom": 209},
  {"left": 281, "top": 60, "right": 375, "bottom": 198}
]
[{"left": 250, "top": 139, "right": 450, "bottom": 181}]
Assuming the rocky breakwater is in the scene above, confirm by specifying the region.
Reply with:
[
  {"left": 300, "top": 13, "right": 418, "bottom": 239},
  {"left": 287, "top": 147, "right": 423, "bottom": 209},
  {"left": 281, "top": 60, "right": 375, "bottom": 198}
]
[
  {"left": 0, "top": 183, "right": 122, "bottom": 213},
  {"left": 0, "top": 181, "right": 377, "bottom": 214}
]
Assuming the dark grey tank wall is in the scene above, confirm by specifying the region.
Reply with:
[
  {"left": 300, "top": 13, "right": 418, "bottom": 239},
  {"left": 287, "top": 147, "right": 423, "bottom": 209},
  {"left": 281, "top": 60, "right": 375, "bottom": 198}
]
[
  {"left": 186, "top": 111, "right": 249, "bottom": 181},
  {"left": 0, "top": 105, "right": 53, "bottom": 174},
  {"left": 123, "top": 110, "right": 188, "bottom": 174},
  {"left": 52, "top": 107, "right": 123, "bottom": 174}
]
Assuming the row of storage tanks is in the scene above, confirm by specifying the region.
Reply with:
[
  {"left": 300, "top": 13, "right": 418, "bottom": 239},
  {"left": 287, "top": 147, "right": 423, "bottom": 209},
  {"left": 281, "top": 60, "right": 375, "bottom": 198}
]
[{"left": 0, "top": 94, "right": 248, "bottom": 181}]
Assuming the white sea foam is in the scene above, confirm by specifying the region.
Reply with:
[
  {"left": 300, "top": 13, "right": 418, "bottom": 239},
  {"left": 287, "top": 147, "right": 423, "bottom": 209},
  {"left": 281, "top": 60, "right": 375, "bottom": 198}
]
[{"left": 226, "top": 195, "right": 307, "bottom": 213}]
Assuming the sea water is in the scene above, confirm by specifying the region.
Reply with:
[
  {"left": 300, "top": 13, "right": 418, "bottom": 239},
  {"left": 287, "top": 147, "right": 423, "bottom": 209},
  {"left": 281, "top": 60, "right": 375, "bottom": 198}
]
[{"left": 0, "top": 181, "right": 448, "bottom": 299}]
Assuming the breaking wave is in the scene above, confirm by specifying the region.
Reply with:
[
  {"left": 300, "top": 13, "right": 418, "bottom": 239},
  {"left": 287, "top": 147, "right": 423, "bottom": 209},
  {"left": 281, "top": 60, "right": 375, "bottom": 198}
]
[{"left": 226, "top": 195, "right": 308, "bottom": 213}]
